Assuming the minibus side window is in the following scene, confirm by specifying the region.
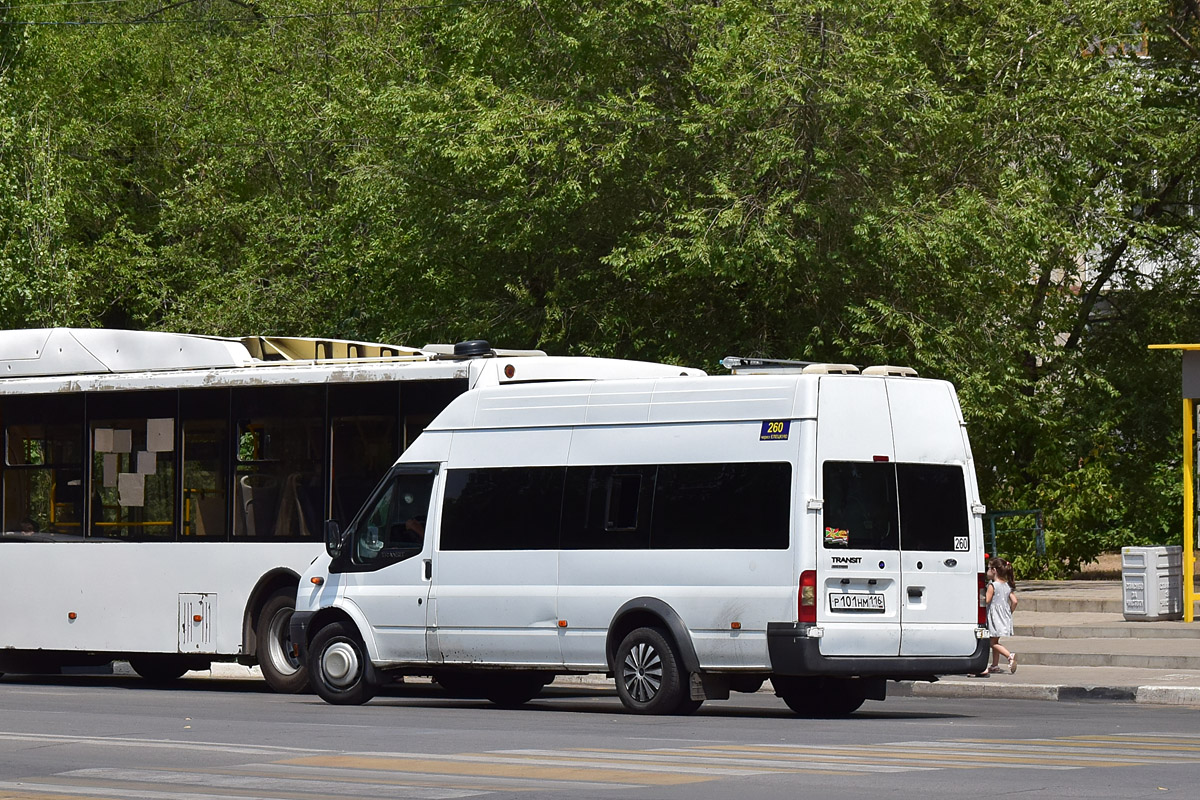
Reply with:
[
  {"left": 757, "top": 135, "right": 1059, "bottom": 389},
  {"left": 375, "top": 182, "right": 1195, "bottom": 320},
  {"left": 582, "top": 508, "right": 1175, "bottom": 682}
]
[
  {"left": 350, "top": 472, "right": 433, "bottom": 564},
  {"left": 897, "top": 464, "right": 968, "bottom": 551},
  {"left": 440, "top": 467, "right": 564, "bottom": 550},
  {"left": 561, "top": 465, "right": 654, "bottom": 549},
  {"left": 822, "top": 461, "right": 899, "bottom": 550},
  {"left": 652, "top": 462, "right": 790, "bottom": 549}
]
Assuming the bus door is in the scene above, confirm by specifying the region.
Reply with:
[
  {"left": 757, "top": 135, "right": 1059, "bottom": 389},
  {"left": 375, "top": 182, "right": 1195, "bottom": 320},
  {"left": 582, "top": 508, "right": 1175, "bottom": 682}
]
[
  {"left": 337, "top": 466, "right": 438, "bottom": 664},
  {"left": 815, "top": 377, "right": 901, "bottom": 657},
  {"left": 886, "top": 381, "right": 979, "bottom": 657}
]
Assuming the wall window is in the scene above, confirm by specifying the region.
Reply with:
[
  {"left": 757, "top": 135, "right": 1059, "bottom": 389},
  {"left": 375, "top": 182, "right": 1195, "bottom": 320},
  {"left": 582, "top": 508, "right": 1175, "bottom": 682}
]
[
  {"left": 329, "top": 383, "right": 400, "bottom": 525},
  {"left": 232, "top": 386, "right": 323, "bottom": 539},
  {"left": 88, "top": 391, "right": 176, "bottom": 540},
  {"left": 897, "top": 464, "right": 968, "bottom": 551},
  {"left": 651, "top": 463, "right": 791, "bottom": 549},
  {"left": 2, "top": 395, "right": 84, "bottom": 537},
  {"left": 561, "top": 466, "right": 654, "bottom": 549},
  {"left": 440, "top": 467, "right": 564, "bottom": 550},
  {"left": 181, "top": 389, "right": 229, "bottom": 539},
  {"left": 822, "top": 462, "right": 899, "bottom": 550},
  {"left": 823, "top": 461, "right": 968, "bottom": 551}
]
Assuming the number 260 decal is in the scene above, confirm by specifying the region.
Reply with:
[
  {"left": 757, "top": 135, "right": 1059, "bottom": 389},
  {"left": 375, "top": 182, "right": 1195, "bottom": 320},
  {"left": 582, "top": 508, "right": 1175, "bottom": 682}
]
[{"left": 760, "top": 420, "right": 790, "bottom": 441}]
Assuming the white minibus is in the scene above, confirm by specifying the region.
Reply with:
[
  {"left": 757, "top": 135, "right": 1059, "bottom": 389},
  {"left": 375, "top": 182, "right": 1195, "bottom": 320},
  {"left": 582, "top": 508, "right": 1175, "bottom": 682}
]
[{"left": 293, "top": 359, "right": 990, "bottom": 715}]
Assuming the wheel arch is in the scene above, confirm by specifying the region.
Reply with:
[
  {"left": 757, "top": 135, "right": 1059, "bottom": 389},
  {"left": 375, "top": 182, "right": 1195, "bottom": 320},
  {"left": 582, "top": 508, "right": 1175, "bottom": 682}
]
[
  {"left": 302, "top": 603, "right": 380, "bottom": 662},
  {"left": 605, "top": 597, "right": 700, "bottom": 674},
  {"left": 242, "top": 569, "right": 300, "bottom": 658}
]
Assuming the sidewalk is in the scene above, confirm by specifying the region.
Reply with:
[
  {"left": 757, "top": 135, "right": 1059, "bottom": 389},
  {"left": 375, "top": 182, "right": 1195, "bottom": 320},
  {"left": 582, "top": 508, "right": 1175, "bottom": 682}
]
[{"left": 891, "top": 579, "right": 1200, "bottom": 707}]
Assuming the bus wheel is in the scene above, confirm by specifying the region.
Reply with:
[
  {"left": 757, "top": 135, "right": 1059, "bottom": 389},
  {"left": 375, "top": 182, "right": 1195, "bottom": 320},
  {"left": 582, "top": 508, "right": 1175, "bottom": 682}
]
[
  {"left": 128, "top": 656, "right": 193, "bottom": 684},
  {"left": 773, "top": 676, "right": 866, "bottom": 716},
  {"left": 256, "top": 589, "right": 308, "bottom": 693},
  {"left": 482, "top": 671, "right": 552, "bottom": 708},
  {"left": 308, "top": 621, "right": 378, "bottom": 705},
  {"left": 615, "top": 627, "right": 692, "bottom": 715}
]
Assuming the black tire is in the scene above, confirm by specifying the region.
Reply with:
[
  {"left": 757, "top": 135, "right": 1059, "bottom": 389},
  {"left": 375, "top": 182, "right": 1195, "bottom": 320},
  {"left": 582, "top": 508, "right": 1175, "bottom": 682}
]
[
  {"left": 308, "top": 620, "right": 378, "bottom": 705},
  {"left": 614, "top": 627, "right": 695, "bottom": 715},
  {"left": 729, "top": 675, "right": 766, "bottom": 694},
  {"left": 256, "top": 589, "right": 308, "bottom": 693},
  {"left": 482, "top": 671, "right": 552, "bottom": 708},
  {"left": 433, "top": 671, "right": 483, "bottom": 697},
  {"left": 128, "top": 655, "right": 196, "bottom": 684},
  {"left": 773, "top": 676, "right": 866, "bottom": 716}
]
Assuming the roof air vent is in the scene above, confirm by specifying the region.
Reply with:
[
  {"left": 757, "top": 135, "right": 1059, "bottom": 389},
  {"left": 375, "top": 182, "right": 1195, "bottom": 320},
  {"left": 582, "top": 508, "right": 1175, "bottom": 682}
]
[
  {"left": 862, "top": 365, "right": 919, "bottom": 377},
  {"left": 453, "top": 339, "right": 494, "bottom": 359}
]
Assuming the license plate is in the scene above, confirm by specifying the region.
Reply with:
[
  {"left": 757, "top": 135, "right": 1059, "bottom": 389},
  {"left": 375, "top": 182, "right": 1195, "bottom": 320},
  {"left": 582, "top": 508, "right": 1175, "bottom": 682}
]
[{"left": 829, "top": 592, "right": 886, "bottom": 612}]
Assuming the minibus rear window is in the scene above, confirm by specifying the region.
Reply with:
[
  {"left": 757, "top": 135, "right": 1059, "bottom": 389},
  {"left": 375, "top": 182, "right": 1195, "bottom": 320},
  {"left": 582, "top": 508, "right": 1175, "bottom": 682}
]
[
  {"left": 896, "top": 464, "right": 968, "bottom": 551},
  {"left": 822, "top": 461, "right": 968, "bottom": 551},
  {"left": 822, "top": 462, "right": 899, "bottom": 550}
]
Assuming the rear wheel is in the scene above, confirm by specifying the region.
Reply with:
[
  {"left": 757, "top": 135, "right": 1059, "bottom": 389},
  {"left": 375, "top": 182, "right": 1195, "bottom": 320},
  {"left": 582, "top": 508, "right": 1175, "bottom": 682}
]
[
  {"left": 256, "top": 589, "right": 308, "bottom": 693},
  {"left": 308, "top": 621, "right": 378, "bottom": 705},
  {"left": 482, "top": 671, "right": 553, "bottom": 708},
  {"left": 433, "top": 671, "right": 482, "bottom": 697},
  {"left": 128, "top": 655, "right": 198, "bottom": 684},
  {"left": 773, "top": 676, "right": 867, "bottom": 716},
  {"left": 614, "top": 627, "right": 697, "bottom": 715}
]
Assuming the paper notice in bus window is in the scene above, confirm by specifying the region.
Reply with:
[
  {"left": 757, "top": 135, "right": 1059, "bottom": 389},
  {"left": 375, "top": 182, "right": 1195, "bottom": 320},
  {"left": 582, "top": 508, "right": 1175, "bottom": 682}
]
[
  {"left": 147, "top": 418, "right": 174, "bottom": 452},
  {"left": 94, "top": 428, "right": 114, "bottom": 453},
  {"left": 112, "top": 429, "right": 132, "bottom": 454},
  {"left": 137, "top": 450, "right": 156, "bottom": 475},
  {"left": 118, "top": 472, "right": 145, "bottom": 507},
  {"left": 102, "top": 453, "right": 118, "bottom": 488}
]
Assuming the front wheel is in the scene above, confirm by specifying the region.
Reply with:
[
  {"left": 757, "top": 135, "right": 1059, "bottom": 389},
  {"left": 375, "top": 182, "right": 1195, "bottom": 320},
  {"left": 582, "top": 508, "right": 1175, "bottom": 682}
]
[
  {"left": 308, "top": 621, "right": 378, "bottom": 705},
  {"left": 614, "top": 627, "right": 697, "bottom": 715},
  {"left": 773, "top": 676, "right": 867, "bottom": 716},
  {"left": 256, "top": 589, "right": 308, "bottom": 693}
]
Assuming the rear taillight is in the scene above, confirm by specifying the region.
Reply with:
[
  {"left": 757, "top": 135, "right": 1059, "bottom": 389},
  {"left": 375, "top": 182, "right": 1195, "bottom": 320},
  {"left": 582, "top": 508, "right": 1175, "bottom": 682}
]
[
  {"left": 799, "top": 569, "right": 817, "bottom": 623},
  {"left": 978, "top": 572, "right": 988, "bottom": 626}
]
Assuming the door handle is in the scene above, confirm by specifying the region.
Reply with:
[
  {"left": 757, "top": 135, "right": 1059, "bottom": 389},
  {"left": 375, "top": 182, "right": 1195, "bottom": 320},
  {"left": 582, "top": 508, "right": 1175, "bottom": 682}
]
[{"left": 423, "top": 558, "right": 432, "bottom": 580}]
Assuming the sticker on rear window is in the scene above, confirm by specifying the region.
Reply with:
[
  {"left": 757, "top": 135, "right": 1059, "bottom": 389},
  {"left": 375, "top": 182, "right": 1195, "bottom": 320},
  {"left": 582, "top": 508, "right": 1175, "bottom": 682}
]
[
  {"left": 954, "top": 536, "right": 969, "bottom": 551},
  {"left": 760, "top": 420, "right": 790, "bottom": 441},
  {"left": 824, "top": 526, "right": 849, "bottom": 547}
]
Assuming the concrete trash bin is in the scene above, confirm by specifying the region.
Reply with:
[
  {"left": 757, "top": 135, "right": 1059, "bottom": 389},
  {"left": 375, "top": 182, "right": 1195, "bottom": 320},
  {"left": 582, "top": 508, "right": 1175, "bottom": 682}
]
[{"left": 1121, "top": 545, "right": 1184, "bottom": 621}]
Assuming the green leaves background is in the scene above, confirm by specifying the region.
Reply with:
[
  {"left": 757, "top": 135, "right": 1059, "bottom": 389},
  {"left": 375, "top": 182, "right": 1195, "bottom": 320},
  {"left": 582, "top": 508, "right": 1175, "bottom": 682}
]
[{"left": 2, "top": 0, "right": 1199, "bottom": 572}]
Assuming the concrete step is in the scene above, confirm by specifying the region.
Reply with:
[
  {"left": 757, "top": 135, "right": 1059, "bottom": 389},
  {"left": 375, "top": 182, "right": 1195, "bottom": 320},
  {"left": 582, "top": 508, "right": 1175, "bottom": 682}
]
[
  {"left": 1020, "top": 595, "right": 1125, "bottom": 614},
  {"left": 1013, "top": 612, "right": 1200, "bottom": 639},
  {"left": 1005, "top": 634, "right": 1200, "bottom": 670}
]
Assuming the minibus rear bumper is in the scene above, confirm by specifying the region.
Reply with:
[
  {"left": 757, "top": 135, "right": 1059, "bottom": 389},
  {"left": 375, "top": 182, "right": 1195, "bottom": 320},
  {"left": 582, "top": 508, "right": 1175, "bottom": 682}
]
[
  {"left": 289, "top": 610, "right": 316, "bottom": 663},
  {"left": 766, "top": 622, "right": 990, "bottom": 678}
]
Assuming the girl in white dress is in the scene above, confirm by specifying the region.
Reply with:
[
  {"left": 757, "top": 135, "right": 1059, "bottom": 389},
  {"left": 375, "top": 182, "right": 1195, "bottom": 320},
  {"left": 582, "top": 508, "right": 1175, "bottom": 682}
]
[{"left": 982, "top": 558, "right": 1018, "bottom": 676}]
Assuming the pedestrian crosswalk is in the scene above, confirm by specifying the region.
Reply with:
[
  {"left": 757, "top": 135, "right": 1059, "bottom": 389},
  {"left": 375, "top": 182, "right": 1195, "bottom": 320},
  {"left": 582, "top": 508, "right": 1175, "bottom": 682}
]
[{"left": 3, "top": 733, "right": 1200, "bottom": 798}]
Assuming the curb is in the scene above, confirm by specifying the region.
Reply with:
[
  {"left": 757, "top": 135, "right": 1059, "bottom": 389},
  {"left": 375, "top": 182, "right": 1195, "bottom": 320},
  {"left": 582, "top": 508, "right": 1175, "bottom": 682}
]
[{"left": 892, "top": 680, "right": 1200, "bottom": 707}]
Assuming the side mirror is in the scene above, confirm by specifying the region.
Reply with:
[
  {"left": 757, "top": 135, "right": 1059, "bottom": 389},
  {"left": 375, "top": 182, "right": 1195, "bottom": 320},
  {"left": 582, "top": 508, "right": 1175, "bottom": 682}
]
[{"left": 324, "top": 519, "right": 344, "bottom": 558}]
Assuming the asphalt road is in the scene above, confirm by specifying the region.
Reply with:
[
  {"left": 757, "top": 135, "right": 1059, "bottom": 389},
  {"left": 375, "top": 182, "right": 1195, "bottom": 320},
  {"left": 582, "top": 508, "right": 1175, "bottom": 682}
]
[{"left": 0, "top": 675, "right": 1197, "bottom": 799}]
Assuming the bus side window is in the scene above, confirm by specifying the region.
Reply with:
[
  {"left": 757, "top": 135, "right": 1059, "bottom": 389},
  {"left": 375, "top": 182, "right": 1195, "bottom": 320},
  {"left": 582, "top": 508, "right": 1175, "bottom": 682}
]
[{"left": 2, "top": 395, "right": 85, "bottom": 537}]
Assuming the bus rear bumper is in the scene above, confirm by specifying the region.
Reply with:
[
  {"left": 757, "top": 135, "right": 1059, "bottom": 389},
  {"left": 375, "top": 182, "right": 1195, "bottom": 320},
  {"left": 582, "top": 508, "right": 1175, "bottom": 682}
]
[{"left": 766, "top": 622, "right": 990, "bottom": 678}]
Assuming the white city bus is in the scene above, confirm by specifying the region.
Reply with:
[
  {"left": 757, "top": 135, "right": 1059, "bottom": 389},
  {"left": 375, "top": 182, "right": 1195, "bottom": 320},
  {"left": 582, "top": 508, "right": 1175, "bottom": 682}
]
[
  {"left": 293, "top": 358, "right": 990, "bottom": 715},
  {"left": 0, "top": 328, "right": 688, "bottom": 691}
]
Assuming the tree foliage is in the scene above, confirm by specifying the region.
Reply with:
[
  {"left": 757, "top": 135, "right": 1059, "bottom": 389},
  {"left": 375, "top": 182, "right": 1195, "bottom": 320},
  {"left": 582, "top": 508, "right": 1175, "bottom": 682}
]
[{"left": 1, "top": 0, "right": 1199, "bottom": 572}]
